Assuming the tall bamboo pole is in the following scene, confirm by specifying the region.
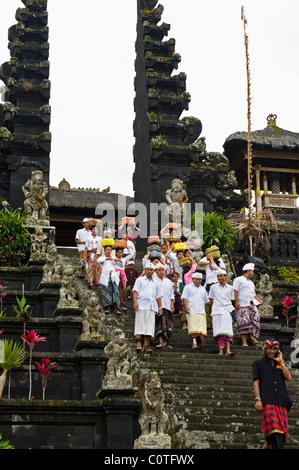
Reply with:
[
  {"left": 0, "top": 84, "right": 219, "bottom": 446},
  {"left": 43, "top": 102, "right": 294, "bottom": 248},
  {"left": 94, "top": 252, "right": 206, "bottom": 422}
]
[{"left": 241, "top": 6, "right": 254, "bottom": 255}]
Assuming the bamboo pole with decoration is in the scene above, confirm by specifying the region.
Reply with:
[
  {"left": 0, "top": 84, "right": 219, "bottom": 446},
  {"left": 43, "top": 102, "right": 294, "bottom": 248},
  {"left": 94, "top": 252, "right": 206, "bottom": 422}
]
[{"left": 241, "top": 6, "right": 254, "bottom": 255}]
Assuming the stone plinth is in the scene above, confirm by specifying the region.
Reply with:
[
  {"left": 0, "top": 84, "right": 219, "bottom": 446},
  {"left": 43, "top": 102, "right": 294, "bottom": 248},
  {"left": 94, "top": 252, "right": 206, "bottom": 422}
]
[{"left": 97, "top": 387, "right": 142, "bottom": 449}]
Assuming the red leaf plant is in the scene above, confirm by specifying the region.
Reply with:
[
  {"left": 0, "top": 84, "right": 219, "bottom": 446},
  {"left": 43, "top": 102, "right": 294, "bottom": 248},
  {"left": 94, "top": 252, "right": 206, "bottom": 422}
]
[
  {"left": 22, "top": 330, "right": 46, "bottom": 400},
  {"left": 279, "top": 295, "right": 298, "bottom": 328},
  {"left": 35, "top": 358, "right": 58, "bottom": 400}
]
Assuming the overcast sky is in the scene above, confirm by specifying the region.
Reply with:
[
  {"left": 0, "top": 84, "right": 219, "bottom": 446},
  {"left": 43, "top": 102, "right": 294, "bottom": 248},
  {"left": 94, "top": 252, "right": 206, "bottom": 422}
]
[{"left": 1, "top": 0, "right": 299, "bottom": 197}]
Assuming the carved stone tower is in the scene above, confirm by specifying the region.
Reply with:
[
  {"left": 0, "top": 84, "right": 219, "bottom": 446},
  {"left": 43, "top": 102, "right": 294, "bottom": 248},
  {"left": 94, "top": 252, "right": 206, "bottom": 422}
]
[
  {"left": 133, "top": 1, "right": 244, "bottom": 222},
  {"left": 0, "top": 0, "right": 51, "bottom": 209}
]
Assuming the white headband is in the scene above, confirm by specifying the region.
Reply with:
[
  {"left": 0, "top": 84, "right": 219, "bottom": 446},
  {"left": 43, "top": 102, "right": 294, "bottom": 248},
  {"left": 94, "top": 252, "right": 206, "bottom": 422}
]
[
  {"left": 192, "top": 272, "right": 202, "bottom": 279},
  {"left": 243, "top": 263, "right": 255, "bottom": 271}
]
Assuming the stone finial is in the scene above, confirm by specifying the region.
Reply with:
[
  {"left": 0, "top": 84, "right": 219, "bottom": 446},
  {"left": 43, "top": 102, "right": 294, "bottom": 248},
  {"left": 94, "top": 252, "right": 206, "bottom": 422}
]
[
  {"left": 58, "top": 178, "right": 71, "bottom": 190},
  {"left": 267, "top": 114, "right": 277, "bottom": 127}
]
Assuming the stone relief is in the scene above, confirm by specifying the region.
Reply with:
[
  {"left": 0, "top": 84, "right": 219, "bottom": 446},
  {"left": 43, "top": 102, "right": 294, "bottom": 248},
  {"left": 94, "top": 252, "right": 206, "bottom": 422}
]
[
  {"left": 80, "top": 292, "right": 105, "bottom": 342},
  {"left": 256, "top": 273, "right": 274, "bottom": 317},
  {"left": 102, "top": 330, "right": 132, "bottom": 389},
  {"left": 42, "top": 243, "right": 62, "bottom": 284},
  {"left": 22, "top": 170, "right": 49, "bottom": 226},
  {"left": 134, "top": 371, "right": 171, "bottom": 449},
  {"left": 30, "top": 226, "right": 47, "bottom": 261},
  {"left": 57, "top": 264, "right": 79, "bottom": 309}
]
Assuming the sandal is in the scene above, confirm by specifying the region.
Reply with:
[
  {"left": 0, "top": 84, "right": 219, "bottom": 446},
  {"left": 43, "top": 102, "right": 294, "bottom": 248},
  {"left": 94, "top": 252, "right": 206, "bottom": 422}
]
[{"left": 156, "top": 344, "right": 164, "bottom": 348}]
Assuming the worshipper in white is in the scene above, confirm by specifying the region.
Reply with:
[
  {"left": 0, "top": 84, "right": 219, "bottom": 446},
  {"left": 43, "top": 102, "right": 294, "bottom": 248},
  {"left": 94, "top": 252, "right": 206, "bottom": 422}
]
[
  {"left": 209, "top": 269, "right": 235, "bottom": 355},
  {"left": 75, "top": 218, "right": 91, "bottom": 275},
  {"left": 181, "top": 272, "right": 210, "bottom": 349},
  {"left": 198, "top": 249, "right": 227, "bottom": 291},
  {"left": 154, "top": 263, "right": 175, "bottom": 349},
  {"left": 133, "top": 262, "right": 162, "bottom": 352},
  {"left": 233, "top": 263, "right": 263, "bottom": 347},
  {"left": 97, "top": 245, "right": 121, "bottom": 314}
]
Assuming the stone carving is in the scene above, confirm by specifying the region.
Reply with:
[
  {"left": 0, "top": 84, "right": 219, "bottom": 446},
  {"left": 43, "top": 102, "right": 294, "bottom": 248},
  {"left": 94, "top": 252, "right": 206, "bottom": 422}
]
[
  {"left": 30, "top": 226, "right": 47, "bottom": 261},
  {"left": 58, "top": 178, "right": 71, "bottom": 190},
  {"left": 22, "top": 170, "right": 49, "bottom": 226},
  {"left": 134, "top": 371, "right": 171, "bottom": 449},
  {"left": 102, "top": 330, "right": 132, "bottom": 389},
  {"left": 42, "top": 244, "right": 62, "bottom": 284},
  {"left": 255, "top": 273, "right": 273, "bottom": 317},
  {"left": 80, "top": 292, "right": 105, "bottom": 342},
  {"left": 57, "top": 264, "right": 79, "bottom": 308},
  {"left": 165, "top": 178, "right": 188, "bottom": 225},
  {"left": 165, "top": 178, "right": 203, "bottom": 253}
]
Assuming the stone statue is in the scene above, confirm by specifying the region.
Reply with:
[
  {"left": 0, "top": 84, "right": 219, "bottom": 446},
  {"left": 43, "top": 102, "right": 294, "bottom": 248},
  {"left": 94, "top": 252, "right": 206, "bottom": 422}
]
[
  {"left": 165, "top": 178, "right": 188, "bottom": 226},
  {"left": 22, "top": 170, "right": 49, "bottom": 226},
  {"left": 164, "top": 178, "right": 203, "bottom": 253},
  {"left": 57, "top": 264, "right": 79, "bottom": 308},
  {"left": 102, "top": 330, "right": 132, "bottom": 389},
  {"left": 30, "top": 226, "right": 47, "bottom": 261},
  {"left": 42, "top": 244, "right": 62, "bottom": 284},
  {"left": 80, "top": 292, "right": 105, "bottom": 342},
  {"left": 255, "top": 273, "right": 273, "bottom": 317},
  {"left": 134, "top": 371, "right": 171, "bottom": 449}
]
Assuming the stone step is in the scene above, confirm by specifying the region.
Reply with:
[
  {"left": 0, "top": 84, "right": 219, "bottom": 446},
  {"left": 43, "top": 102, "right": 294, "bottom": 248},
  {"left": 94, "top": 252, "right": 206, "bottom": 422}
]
[{"left": 179, "top": 429, "right": 299, "bottom": 449}]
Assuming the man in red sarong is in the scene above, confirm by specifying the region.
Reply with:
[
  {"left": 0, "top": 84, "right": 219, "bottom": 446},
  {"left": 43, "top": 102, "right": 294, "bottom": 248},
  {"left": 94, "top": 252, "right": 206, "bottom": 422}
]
[{"left": 252, "top": 340, "right": 292, "bottom": 449}]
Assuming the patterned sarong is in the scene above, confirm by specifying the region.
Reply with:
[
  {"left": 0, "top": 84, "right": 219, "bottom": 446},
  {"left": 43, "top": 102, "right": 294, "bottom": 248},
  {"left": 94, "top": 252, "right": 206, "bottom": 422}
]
[
  {"left": 236, "top": 303, "right": 260, "bottom": 338},
  {"left": 155, "top": 308, "right": 173, "bottom": 344},
  {"left": 262, "top": 404, "right": 289, "bottom": 440},
  {"left": 215, "top": 335, "right": 233, "bottom": 349},
  {"left": 101, "top": 276, "right": 120, "bottom": 309}
]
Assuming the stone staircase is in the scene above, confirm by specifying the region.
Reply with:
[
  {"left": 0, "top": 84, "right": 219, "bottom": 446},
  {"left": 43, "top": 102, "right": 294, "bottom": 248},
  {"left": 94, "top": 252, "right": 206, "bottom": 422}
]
[
  {"left": 0, "top": 246, "right": 298, "bottom": 449},
  {"left": 106, "top": 250, "right": 299, "bottom": 449}
]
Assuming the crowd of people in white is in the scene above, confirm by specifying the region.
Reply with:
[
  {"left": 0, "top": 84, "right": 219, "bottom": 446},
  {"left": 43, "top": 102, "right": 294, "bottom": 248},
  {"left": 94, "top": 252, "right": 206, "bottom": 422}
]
[{"left": 75, "top": 218, "right": 262, "bottom": 354}]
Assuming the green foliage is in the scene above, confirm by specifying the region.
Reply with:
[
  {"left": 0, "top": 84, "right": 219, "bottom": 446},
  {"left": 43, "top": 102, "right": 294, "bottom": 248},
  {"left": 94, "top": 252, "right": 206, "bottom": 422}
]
[
  {"left": 0, "top": 206, "right": 31, "bottom": 267},
  {"left": 13, "top": 284, "right": 32, "bottom": 324},
  {"left": 0, "top": 434, "right": 14, "bottom": 449},
  {"left": 0, "top": 339, "right": 27, "bottom": 372},
  {"left": 192, "top": 211, "right": 236, "bottom": 253},
  {"left": 276, "top": 267, "right": 299, "bottom": 283}
]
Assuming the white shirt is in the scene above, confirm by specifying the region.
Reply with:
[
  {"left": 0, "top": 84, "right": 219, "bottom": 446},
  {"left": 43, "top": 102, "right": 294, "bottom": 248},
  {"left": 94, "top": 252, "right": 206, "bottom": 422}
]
[
  {"left": 209, "top": 282, "right": 235, "bottom": 316},
  {"left": 124, "top": 239, "right": 136, "bottom": 257},
  {"left": 200, "top": 256, "right": 226, "bottom": 287},
  {"left": 85, "top": 236, "right": 102, "bottom": 260},
  {"left": 97, "top": 256, "right": 117, "bottom": 286},
  {"left": 75, "top": 228, "right": 91, "bottom": 252},
  {"left": 167, "top": 250, "right": 183, "bottom": 278},
  {"left": 161, "top": 252, "right": 172, "bottom": 276},
  {"left": 233, "top": 275, "right": 259, "bottom": 307},
  {"left": 181, "top": 283, "right": 209, "bottom": 316},
  {"left": 133, "top": 275, "right": 162, "bottom": 313},
  {"left": 157, "top": 276, "right": 174, "bottom": 311}
]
